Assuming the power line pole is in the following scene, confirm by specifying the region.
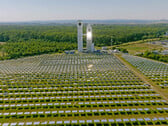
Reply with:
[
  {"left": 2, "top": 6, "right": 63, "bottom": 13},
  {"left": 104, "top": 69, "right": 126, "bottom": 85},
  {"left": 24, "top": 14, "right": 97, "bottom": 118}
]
[{"left": 111, "top": 36, "right": 113, "bottom": 47}]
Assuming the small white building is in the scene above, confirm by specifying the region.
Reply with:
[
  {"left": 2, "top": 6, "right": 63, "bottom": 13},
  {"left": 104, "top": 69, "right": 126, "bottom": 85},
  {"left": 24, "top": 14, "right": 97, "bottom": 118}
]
[
  {"left": 113, "top": 49, "right": 120, "bottom": 53},
  {"left": 152, "top": 50, "right": 159, "bottom": 54},
  {"left": 165, "top": 32, "right": 168, "bottom": 36},
  {"left": 161, "top": 50, "right": 168, "bottom": 55},
  {"left": 102, "top": 47, "right": 108, "bottom": 50}
]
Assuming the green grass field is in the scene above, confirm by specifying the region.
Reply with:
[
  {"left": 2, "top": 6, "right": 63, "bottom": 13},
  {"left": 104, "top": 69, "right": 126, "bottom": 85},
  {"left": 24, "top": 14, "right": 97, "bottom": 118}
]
[{"left": 113, "top": 38, "right": 167, "bottom": 55}]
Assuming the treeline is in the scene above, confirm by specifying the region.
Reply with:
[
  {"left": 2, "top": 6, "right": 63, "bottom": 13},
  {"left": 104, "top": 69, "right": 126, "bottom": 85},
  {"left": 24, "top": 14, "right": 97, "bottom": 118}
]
[
  {"left": 0, "top": 40, "right": 76, "bottom": 60},
  {"left": 0, "top": 24, "right": 168, "bottom": 46},
  {"left": 137, "top": 51, "right": 168, "bottom": 63},
  {"left": 0, "top": 24, "right": 168, "bottom": 60},
  {"left": 0, "top": 25, "right": 77, "bottom": 43}
]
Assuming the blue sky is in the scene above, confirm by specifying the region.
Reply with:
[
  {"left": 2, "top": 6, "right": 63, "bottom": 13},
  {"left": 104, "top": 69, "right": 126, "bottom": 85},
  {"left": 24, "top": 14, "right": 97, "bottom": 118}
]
[{"left": 0, "top": 0, "right": 168, "bottom": 22}]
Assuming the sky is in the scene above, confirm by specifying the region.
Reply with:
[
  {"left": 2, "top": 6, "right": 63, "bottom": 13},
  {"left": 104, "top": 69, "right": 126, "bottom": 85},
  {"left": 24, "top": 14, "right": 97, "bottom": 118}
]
[{"left": 0, "top": 0, "right": 168, "bottom": 22}]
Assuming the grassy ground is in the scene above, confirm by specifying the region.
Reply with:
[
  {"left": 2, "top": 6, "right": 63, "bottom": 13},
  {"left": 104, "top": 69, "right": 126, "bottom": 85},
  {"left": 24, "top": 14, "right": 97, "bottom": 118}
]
[
  {"left": 0, "top": 52, "right": 3, "bottom": 57},
  {"left": 111, "top": 38, "right": 167, "bottom": 55},
  {"left": 119, "top": 43, "right": 165, "bottom": 55},
  {"left": 0, "top": 42, "right": 6, "bottom": 45},
  {"left": 0, "top": 42, "right": 5, "bottom": 57}
]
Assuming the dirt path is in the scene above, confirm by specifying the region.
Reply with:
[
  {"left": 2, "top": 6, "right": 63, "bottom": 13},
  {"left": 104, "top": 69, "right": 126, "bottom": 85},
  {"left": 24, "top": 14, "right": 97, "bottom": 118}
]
[{"left": 115, "top": 54, "right": 168, "bottom": 102}]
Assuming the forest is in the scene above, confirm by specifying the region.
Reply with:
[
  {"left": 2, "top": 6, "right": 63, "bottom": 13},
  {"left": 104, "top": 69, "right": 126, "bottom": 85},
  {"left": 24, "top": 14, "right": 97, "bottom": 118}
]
[
  {"left": 0, "top": 23, "right": 168, "bottom": 60},
  {"left": 0, "top": 40, "right": 76, "bottom": 60}
]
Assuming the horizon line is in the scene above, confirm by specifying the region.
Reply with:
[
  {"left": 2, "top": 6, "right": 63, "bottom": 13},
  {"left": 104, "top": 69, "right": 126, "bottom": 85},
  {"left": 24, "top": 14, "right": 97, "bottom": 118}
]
[{"left": 1, "top": 19, "right": 168, "bottom": 23}]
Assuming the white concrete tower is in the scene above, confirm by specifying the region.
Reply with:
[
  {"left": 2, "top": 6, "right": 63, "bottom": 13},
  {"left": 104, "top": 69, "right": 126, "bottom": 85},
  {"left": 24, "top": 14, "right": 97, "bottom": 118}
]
[
  {"left": 86, "top": 24, "right": 93, "bottom": 52},
  {"left": 77, "top": 20, "right": 83, "bottom": 52}
]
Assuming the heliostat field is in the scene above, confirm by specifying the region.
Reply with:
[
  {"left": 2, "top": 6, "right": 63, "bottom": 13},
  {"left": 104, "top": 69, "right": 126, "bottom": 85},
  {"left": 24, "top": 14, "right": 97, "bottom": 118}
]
[{"left": 0, "top": 54, "right": 168, "bottom": 126}]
